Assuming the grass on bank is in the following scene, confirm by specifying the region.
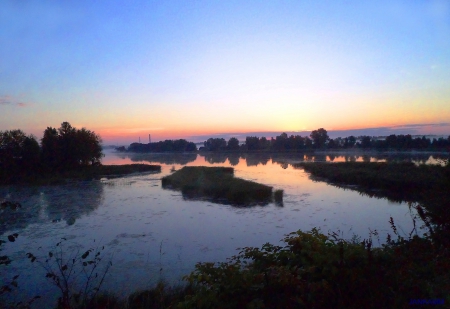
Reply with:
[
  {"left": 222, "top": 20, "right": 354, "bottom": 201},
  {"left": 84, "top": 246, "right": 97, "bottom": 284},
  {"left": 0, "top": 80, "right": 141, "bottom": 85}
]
[
  {"left": 162, "top": 166, "right": 281, "bottom": 205},
  {"left": 0, "top": 164, "right": 161, "bottom": 185}
]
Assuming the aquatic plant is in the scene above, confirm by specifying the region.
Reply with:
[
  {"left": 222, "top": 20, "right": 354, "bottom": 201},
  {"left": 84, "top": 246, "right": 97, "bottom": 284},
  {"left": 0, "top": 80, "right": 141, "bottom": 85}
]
[
  {"left": 26, "top": 239, "right": 112, "bottom": 309},
  {"left": 273, "top": 189, "right": 284, "bottom": 205}
]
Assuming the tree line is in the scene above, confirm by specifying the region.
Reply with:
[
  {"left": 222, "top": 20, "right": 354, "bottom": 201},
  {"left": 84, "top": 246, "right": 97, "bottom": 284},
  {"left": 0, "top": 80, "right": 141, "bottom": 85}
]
[
  {"left": 119, "top": 128, "right": 450, "bottom": 153},
  {"left": 125, "top": 139, "right": 197, "bottom": 153},
  {"left": 200, "top": 128, "right": 450, "bottom": 152},
  {"left": 0, "top": 122, "right": 103, "bottom": 181}
]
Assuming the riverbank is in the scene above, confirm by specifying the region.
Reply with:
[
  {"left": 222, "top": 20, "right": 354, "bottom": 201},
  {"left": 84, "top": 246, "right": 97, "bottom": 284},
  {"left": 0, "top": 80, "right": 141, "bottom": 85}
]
[{"left": 0, "top": 164, "right": 161, "bottom": 185}]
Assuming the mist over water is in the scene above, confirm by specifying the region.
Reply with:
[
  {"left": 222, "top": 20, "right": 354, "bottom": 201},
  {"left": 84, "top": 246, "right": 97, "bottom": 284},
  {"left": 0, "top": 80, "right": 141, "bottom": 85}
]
[{"left": 1, "top": 149, "right": 428, "bottom": 307}]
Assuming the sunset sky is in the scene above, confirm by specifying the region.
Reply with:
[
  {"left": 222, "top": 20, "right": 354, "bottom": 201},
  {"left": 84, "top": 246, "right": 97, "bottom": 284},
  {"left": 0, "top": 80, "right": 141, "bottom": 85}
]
[{"left": 1, "top": 1, "right": 450, "bottom": 144}]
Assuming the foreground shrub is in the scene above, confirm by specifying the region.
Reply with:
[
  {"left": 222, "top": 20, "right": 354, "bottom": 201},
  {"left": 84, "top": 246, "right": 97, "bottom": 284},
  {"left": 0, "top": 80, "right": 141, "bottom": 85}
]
[{"left": 178, "top": 228, "right": 449, "bottom": 309}]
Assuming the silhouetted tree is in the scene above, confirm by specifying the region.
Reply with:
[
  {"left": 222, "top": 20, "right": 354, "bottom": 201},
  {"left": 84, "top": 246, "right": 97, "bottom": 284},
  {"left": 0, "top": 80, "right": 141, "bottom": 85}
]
[
  {"left": 41, "top": 122, "right": 103, "bottom": 170},
  {"left": 204, "top": 138, "right": 226, "bottom": 151},
  {"left": 74, "top": 128, "right": 103, "bottom": 166},
  {"left": 310, "top": 128, "right": 329, "bottom": 149},
  {"left": 245, "top": 136, "right": 260, "bottom": 151},
  {"left": 327, "top": 139, "right": 337, "bottom": 149},
  {"left": 360, "top": 136, "right": 372, "bottom": 149},
  {"left": 0, "top": 130, "right": 40, "bottom": 175},
  {"left": 227, "top": 137, "right": 240, "bottom": 150},
  {"left": 344, "top": 136, "right": 356, "bottom": 148}
]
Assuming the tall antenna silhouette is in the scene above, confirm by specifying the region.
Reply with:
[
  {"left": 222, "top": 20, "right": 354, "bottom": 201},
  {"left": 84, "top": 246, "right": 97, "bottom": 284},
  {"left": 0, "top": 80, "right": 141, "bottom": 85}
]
[
  {"left": 139, "top": 136, "right": 140, "bottom": 143},
  {"left": 149, "top": 134, "right": 151, "bottom": 143}
]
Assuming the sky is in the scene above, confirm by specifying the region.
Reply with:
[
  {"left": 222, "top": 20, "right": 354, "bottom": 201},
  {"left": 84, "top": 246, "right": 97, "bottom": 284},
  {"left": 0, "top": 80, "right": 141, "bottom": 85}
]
[{"left": 1, "top": 1, "right": 450, "bottom": 144}]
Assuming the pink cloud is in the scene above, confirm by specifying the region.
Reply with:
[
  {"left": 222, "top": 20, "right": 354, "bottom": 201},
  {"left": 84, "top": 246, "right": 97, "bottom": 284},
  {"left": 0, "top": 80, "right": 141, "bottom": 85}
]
[{"left": 0, "top": 95, "right": 28, "bottom": 107}]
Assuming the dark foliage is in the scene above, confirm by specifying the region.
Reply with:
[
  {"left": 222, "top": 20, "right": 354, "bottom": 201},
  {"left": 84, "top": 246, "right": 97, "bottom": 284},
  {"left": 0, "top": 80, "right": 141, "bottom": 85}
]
[
  {"left": 0, "top": 130, "right": 40, "bottom": 181},
  {"left": 41, "top": 122, "right": 103, "bottom": 170}
]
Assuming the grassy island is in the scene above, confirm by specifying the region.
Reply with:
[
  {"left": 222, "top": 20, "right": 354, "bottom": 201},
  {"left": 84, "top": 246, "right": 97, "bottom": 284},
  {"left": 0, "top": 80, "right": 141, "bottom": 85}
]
[{"left": 162, "top": 166, "right": 280, "bottom": 205}]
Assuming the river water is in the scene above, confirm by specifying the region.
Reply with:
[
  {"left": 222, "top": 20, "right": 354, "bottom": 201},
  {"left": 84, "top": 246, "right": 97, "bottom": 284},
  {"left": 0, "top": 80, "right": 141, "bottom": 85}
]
[{"left": 1, "top": 149, "right": 437, "bottom": 307}]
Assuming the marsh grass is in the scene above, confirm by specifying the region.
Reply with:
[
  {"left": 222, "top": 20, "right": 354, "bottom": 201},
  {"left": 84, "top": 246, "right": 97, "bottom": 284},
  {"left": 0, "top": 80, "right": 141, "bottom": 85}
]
[
  {"left": 273, "top": 189, "right": 284, "bottom": 206},
  {"left": 294, "top": 162, "right": 450, "bottom": 202},
  {"left": 162, "top": 166, "right": 274, "bottom": 205}
]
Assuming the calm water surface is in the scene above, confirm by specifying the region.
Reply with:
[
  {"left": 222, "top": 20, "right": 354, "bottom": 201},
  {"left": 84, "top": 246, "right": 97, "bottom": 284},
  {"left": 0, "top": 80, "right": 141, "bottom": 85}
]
[{"left": 1, "top": 150, "right": 427, "bottom": 306}]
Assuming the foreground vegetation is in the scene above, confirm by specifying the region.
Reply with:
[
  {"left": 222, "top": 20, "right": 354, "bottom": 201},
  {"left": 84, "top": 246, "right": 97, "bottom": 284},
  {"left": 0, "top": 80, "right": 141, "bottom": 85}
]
[
  {"left": 4, "top": 220, "right": 448, "bottom": 308},
  {"left": 162, "top": 166, "right": 281, "bottom": 205}
]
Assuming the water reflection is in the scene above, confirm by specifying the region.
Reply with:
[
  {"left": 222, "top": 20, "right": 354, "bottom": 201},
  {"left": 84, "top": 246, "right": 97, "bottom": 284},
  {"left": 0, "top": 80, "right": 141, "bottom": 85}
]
[
  {"left": 104, "top": 148, "right": 448, "bottom": 166},
  {"left": 0, "top": 181, "right": 104, "bottom": 234},
  {"left": 112, "top": 152, "right": 197, "bottom": 165}
]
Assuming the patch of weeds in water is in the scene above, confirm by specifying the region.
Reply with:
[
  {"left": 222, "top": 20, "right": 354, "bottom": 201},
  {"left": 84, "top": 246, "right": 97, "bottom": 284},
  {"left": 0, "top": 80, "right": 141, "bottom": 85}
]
[
  {"left": 273, "top": 189, "right": 284, "bottom": 206},
  {"left": 161, "top": 166, "right": 277, "bottom": 206},
  {"left": 24, "top": 238, "right": 113, "bottom": 309}
]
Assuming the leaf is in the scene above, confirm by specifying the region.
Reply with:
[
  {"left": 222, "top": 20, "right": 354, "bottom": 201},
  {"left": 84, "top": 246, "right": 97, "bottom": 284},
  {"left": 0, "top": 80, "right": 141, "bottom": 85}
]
[
  {"left": 8, "top": 235, "right": 16, "bottom": 242},
  {"left": 61, "top": 265, "right": 68, "bottom": 271},
  {"left": 81, "top": 251, "right": 90, "bottom": 259},
  {"left": 49, "top": 252, "right": 53, "bottom": 258}
]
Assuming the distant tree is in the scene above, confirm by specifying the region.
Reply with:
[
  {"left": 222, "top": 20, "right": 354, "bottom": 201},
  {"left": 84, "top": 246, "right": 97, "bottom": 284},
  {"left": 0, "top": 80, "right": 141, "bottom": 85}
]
[
  {"left": 272, "top": 133, "right": 289, "bottom": 150},
  {"left": 360, "top": 136, "right": 372, "bottom": 149},
  {"left": 310, "top": 128, "right": 329, "bottom": 149},
  {"left": 245, "top": 136, "right": 260, "bottom": 151},
  {"left": 259, "top": 137, "right": 270, "bottom": 150},
  {"left": 344, "top": 136, "right": 356, "bottom": 148},
  {"left": 204, "top": 138, "right": 226, "bottom": 151},
  {"left": 227, "top": 137, "right": 240, "bottom": 150},
  {"left": 385, "top": 135, "right": 397, "bottom": 149},
  {"left": 185, "top": 141, "right": 197, "bottom": 152},
  {"left": 304, "top": 136, "right": 313, "bottom": 148},
  {"left": 327, "top": 139, "right": 337, "bottom": 149}
]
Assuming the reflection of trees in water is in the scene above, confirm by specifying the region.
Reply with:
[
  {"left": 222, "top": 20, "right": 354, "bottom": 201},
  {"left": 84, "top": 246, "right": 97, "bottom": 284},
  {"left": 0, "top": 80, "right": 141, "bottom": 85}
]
[
  {"left": 1, "top": 187, "right": 42, "bottom": 235},
  {"left": 42, "top": 181, "right": 104, "bottom": 225},
  {"left": 127, "top": 153, "right": 197, "bottom": 165},
  {"left": 228, "top": 154, "right": 240, "bottom": 166},
  {"left": 202, "top": 153, "right": 228, "bottom": 164},
  {"left": 0, "top": 182, "right": 104, "bottom": 234},
  {"left": 241, "top": 153, "right": 271, "bottom": 167}
]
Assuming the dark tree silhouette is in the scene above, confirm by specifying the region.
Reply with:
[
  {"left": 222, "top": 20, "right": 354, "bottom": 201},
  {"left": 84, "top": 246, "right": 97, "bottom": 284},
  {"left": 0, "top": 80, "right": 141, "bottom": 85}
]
[
  {"left": 360, "top": 136, "right": 372, "bottom": 149},
  {"left": 310, "top": 128, "right": 329, "bottom": 149},
  {"left": 204, "top": 138, "right": 226, "bottom": 151},
  {"left": 227, "top": 137, "right": 240, "bottom": 150},
  {"left": 41, "top": 122, "right": 103, "bottom": 170},
  {"left": 0, "top": 130, "right": 40, "bottom": 175}
]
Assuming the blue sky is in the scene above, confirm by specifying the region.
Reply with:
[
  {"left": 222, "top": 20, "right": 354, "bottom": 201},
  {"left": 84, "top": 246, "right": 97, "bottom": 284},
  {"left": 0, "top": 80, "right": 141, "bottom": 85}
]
[{"left": 1, "top": 1, "right": 450, "bottom": 144}]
